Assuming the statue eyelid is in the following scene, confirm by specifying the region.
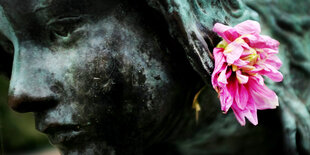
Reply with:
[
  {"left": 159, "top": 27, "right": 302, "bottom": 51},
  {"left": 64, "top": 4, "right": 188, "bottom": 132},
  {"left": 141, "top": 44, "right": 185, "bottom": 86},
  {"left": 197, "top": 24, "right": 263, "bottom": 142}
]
[{"left": 46, "top": 16, "right": 86, "bottom": 38}]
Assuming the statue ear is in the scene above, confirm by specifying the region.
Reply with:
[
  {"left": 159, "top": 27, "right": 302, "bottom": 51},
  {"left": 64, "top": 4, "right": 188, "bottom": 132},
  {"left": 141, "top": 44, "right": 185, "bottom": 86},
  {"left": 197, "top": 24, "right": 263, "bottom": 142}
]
[{"left": 147, "top": 0, "right": 258, "bottom": 83}]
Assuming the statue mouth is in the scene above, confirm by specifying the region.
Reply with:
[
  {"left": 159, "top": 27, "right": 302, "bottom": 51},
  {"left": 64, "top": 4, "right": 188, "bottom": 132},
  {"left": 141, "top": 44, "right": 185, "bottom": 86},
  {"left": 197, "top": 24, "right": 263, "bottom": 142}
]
[{"left": 40, "top": 123, "right": 86, "bottom": 144}]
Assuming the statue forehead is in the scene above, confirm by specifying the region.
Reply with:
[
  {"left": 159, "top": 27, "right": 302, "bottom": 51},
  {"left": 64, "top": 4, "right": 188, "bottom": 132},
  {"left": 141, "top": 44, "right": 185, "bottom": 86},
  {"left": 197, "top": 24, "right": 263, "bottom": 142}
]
[
  {"left": 0, "top": 0, "right": 56, "bottom": 12},
  {"left": 0, "top": 0, "right": 120, "bottom": 14},
  {"left": 0, "top": 0, "right": 121, "bottom": 34}
]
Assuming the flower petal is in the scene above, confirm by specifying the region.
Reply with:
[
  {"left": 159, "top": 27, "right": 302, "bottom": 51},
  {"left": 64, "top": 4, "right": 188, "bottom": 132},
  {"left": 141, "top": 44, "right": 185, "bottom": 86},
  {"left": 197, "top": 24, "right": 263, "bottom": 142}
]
[
  {"left": 234, "top": 20, "right": 261, "bottom": 35},
  {"left": 262, "top": 48, "right": 278, "bottom": 54},
  {"left": 245, "top": 35, "right": 279, "bottom": 50},
  {"left": 219, "top": 86, "right": 234, "bottom": 112},
  {"left": 223, "top": 29, "right": 241, "bottom": 43},
  {"left": 226, "top": 67, "right": 232, "bottom": 79},
  {"left": 235, "top": 83, "right": 249, "bottom": 110},
  {"left": 244, "top": 109, "right": 258, "bottom": 126},
  {"left": 232, "top": 100, "right": 258, "bottom": 126},
  {"left": 241, "top": 65, "right": 256, "bottom": 73},
  {"left": 259, "top": 35, "right": 280, "bottom": 50},
  {"left": 232, "top": 105, "right": 246, "bottom": 126},
  {"left": 224, "top": 40, "right": 244, "bottom": 64},
  {"left": 213, "top": 48, "right": 225, "bottom": 73},
  {"left": 233, "top": 59, "right": 249, "bottom": 67},
  {"left": 243, "top": 97, "right": 258, "bottom": 125},
  {"left": 265, "top": 55, "right": 282, "bottom": 70},
  {"left": 218, "top": 66, "right": 228, "bottom": 86},
  {"left": 248, "top": 77, "right": 279, "bottom": 110},
  {"left": 236, "top": 70, "right": 249, "bottom": 84},
  {"left": 213, "top": 23, "right": 240, "bottom": 43},
  {"left": 213, "top": 23, "right": 231, "bottom": 35},
  {"left": 212, "top": 48, "right": 226, "bottom": 87},
  {"left": 260, "top": 64, "right": 283, "bottom": 82},
  {"left": 252, "top": 74, "right": 264, "bottom": 85}
]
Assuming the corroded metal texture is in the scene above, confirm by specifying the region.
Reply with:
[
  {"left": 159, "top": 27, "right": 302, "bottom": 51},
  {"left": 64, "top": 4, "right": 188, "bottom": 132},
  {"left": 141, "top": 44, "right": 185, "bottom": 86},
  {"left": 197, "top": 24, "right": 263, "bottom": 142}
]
[
  {"left": 147, "top": 0, "right": 259, "bottom": 80},
  {"left": 246, "top": 0, "right": 310, "bottom": 154}
]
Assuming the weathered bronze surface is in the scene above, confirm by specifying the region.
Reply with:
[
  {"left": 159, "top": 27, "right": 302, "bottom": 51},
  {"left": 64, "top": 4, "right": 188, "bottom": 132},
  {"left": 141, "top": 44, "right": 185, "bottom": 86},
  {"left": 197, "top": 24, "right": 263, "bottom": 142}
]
[
  {"left": 0, "top": 0, "right": 309, "bottom": 154},
  {"left": 246, "top": 0, "right": 310, "bottom": 154}
]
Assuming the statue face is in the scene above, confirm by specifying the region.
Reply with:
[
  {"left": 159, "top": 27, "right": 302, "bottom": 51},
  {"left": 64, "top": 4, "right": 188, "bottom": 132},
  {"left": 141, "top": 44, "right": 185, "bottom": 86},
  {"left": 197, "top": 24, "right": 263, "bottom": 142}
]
[{"left": 0, "top": 0, "right": 195, "bottom": 154}]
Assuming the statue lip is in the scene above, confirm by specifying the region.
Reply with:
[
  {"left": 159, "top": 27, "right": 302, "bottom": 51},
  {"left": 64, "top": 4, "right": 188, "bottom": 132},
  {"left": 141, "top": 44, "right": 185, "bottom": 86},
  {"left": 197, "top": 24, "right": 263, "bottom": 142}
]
[
  {"left": 42, "top": 123, "right": 81, "bottom": 134},
  {"left": 41, "top": 123, "right": 86, "bottom": 144}
]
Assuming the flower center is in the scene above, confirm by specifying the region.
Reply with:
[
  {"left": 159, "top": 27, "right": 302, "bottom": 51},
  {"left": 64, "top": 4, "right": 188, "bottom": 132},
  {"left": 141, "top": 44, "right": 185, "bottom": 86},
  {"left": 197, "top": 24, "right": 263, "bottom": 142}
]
[{"left": 241, "top": 48, "right": 258, "bottom": 66}]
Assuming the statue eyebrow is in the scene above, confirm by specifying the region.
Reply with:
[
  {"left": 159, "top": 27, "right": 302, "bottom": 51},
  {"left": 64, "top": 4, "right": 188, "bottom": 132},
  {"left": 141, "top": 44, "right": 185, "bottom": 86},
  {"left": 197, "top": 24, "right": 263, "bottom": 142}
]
[
  {"left": 45, "top": 15, "right": 90, "bottom": 28},
  {"left": 32, "top": 0, "right": 53, "bottom": 13},
  {"left": 33, "top": 5, "right": 50, "bottom": 13},
  {"left": 46, "top": 16, "right": 83, "bottom": 26}
]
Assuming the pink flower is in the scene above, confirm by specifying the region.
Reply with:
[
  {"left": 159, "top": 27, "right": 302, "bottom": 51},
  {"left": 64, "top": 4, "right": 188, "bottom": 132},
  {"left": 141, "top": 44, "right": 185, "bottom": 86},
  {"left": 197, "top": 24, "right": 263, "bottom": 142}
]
[{"left": 211, "top": 20, "right": 283, "bottom": 126}]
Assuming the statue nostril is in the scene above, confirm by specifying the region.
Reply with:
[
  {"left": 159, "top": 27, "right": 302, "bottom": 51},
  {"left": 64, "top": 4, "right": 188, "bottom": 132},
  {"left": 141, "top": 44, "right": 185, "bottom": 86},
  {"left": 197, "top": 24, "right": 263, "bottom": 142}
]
[{"left": 8, "top": 94, "right": 58, "bottom": 113}]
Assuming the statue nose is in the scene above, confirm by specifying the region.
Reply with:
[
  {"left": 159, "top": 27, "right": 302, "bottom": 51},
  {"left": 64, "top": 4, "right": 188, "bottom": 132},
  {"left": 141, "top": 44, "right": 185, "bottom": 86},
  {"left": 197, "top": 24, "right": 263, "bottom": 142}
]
[
  {"left": 8, "top": 93, "right": 57, "bottom": 113},
  {"left": 7, "top": 40, "right": 61, "bottom": 112},
  {"left": 8, "top": 68, "right": 59, "bottom": 113}
]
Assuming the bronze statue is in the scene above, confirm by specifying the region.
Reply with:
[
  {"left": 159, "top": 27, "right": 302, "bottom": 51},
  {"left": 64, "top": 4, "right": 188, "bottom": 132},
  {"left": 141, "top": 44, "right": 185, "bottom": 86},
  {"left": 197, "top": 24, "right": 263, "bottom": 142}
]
[{"left": 0, "top": 0, "right": 309, "bottom": 154}]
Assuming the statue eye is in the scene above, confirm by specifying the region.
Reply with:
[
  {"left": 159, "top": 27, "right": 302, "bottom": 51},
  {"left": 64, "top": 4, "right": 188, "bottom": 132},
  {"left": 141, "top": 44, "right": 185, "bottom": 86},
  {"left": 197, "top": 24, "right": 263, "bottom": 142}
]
[{"left": 47, "top": 16, "right": 84, "bottom": 38}]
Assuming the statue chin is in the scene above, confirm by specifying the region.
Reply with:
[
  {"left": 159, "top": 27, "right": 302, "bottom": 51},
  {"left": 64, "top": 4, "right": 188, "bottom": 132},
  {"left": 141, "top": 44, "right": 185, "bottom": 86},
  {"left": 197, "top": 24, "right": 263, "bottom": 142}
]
[{"left": 59, "top": 142, "right": 116, "bottom": 155}]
